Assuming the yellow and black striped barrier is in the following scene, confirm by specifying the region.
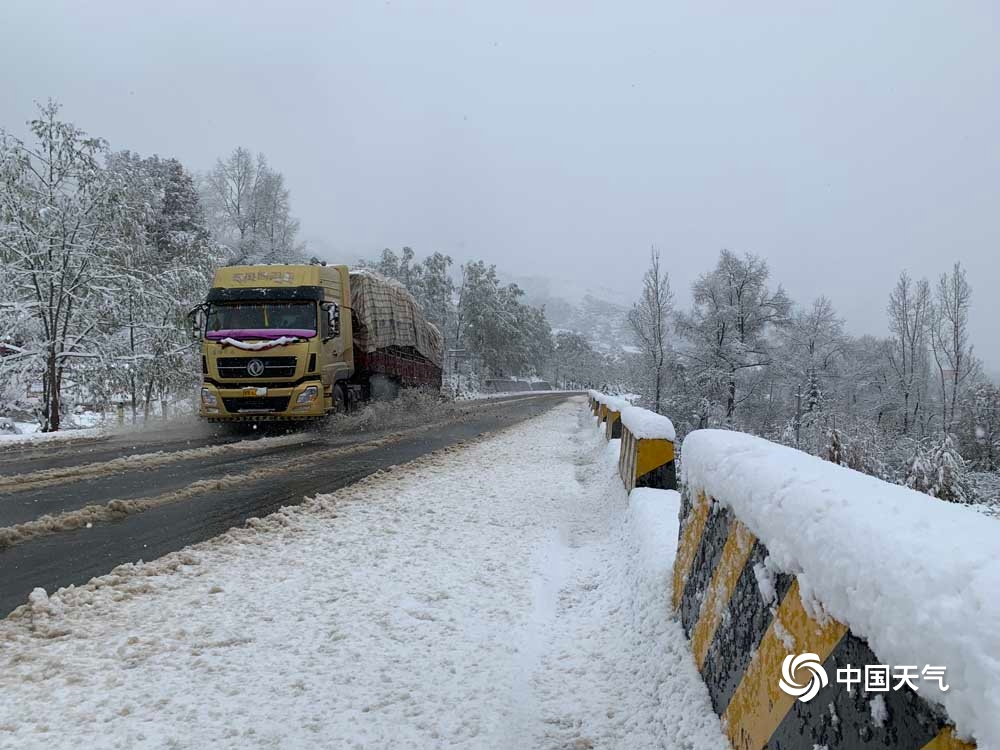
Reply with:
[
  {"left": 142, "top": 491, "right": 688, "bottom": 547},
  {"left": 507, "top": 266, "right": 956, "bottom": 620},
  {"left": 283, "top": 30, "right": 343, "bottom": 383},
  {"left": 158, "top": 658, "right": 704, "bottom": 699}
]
[
  {"left": 673, "top": 489, "right": 975, "bottom": 750},
  {"left": 590, "top": 393, "right": 629, "bottom": 441},
  {"left": 605, "top": 407, "right": 622, "bottom": 439},
  {"left": 587, "top": 395, "right": 677, "bottom": 490},
  {"left": 618, "top": 424, "right": 676, "bottom": 491},
  {"left": 588, "top": 391, "right": 599, "bottom": 415}
]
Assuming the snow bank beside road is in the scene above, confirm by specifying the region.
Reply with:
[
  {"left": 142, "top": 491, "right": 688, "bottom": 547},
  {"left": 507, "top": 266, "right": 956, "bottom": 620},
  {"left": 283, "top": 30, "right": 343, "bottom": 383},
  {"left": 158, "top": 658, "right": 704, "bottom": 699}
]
[
  {"left": 0, "top": 399, "right": 726, "bottom": 750},
  {"left": 0, "top": 425, "right": 103, "bottom": 447},
  {"left": 683, "top": 428, "right": 1000, "bottom": 749}
]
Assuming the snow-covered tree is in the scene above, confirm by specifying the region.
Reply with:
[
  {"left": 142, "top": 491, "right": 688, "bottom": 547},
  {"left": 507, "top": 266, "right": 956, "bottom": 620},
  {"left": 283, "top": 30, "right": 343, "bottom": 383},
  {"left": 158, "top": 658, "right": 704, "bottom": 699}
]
[
  {"left": 628, "top": 247, "right": 672, "bottom": 414},
  {"left": 676, "top": 250, "right": 790, "bottom": 423},
  {"left": 369, "top": 247, "right": 420, "bottom": 293},
  {"left": 886, "top": 271, "right": 933, "bottom": 435},
  {"left": 203, "top": 147, "right": 303, "bottom": 263},
  {"left": 904, "top": 433, "right": 976, "bottom": 504},
  {"left": 552, "top": 331, "right": 608, "bottom": 388},
  {"left": 929, "top": 263, "right": 978, "bottom": 433},
  {"left": 823, "top": 428, "right": 847, "bottom": 466},
  {"left": 957, "top": 383, "right": 1000, "bottom": 471},
  {"left": 418, "top": 251, "right": 456, "bottom": 338},
  {"left": 516, "top": 303, "right": 554, "bottom": 377},
  {"left": 454, "top": 260, "right": 551, "bottom": 378},
  {"left": 0, "top": 292, "right": 38, "bottom": 414},
  {"left": 778, "top": 296, "right": 846, "bottom": 449},
  {"left": 820, "top": 421, "right": 890, "bottom": 480},
  {"left": 102, "top": 152, "right": 216, "bottom": 420},
  {"left": 0, "top": 101, "right": 123, "bottom": 431}
]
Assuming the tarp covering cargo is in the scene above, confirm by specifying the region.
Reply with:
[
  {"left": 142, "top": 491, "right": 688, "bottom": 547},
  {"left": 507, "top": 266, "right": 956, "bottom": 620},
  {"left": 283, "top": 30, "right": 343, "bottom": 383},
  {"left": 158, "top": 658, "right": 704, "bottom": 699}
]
[{"left": 349, "top": 270, "right": 444, "bottom": 367}]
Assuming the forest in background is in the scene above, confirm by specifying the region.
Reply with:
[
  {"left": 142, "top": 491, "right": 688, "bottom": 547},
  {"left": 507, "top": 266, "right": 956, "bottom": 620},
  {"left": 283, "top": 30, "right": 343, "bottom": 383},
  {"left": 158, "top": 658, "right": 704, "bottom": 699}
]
[
  {"left": 1, "top": 102, "right": 996, "bottom": 509},
  {"left": 625, "top": 247, "right": 996, "bottom": 506},
  {"left": 0, "top": 103, "right": 559, "bottom": 430}
]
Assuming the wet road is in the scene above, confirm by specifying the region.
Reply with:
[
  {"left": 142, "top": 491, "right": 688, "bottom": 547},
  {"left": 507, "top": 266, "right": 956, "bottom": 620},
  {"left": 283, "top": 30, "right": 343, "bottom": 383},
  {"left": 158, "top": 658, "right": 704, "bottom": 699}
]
[{"left": 0, "top": 393, "right": 573, "bottom": 617}]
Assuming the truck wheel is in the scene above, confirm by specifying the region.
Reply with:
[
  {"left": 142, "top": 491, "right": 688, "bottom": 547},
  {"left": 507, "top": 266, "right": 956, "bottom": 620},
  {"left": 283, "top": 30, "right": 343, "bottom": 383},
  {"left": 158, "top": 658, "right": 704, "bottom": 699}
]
[{"left": 333, "top": 384, "right": 347, "bottom": 414}]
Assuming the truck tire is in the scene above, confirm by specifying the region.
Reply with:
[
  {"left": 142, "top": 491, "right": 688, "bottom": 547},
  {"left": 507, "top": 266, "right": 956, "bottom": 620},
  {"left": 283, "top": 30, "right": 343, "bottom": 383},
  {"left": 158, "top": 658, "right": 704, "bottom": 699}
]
[{"left": 333, "top": 384, "right": 347, "bottom": 414}]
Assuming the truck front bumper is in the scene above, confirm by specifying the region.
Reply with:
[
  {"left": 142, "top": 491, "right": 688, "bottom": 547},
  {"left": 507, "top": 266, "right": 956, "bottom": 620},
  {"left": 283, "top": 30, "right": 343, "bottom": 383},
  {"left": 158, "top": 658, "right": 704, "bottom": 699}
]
[{"left": 199, "top": 381, "right": 327, "bottom": 421}]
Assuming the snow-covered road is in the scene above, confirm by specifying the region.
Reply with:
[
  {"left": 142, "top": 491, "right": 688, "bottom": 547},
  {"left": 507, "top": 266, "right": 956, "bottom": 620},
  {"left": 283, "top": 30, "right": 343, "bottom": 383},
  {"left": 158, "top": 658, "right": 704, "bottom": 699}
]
[{"left": 0, "top": 398, "right": 726, "bottom": 749}]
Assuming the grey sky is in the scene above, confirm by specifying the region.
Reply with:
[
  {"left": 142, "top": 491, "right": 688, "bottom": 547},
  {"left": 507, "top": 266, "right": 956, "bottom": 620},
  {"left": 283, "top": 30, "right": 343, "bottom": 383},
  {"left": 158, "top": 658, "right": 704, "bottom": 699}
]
[{"left": 3, "top": 1, "right": 998, "bottom": 365}]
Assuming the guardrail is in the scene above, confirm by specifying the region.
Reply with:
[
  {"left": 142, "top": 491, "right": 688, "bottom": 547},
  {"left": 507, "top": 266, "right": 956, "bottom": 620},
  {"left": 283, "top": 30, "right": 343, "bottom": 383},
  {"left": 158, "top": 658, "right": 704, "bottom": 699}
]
[
  {"left": 584, "top": 396, "right": 988, "bottom": 750},
  {"left": 587, "top": 391, "right": 676, "bottom": 491}
]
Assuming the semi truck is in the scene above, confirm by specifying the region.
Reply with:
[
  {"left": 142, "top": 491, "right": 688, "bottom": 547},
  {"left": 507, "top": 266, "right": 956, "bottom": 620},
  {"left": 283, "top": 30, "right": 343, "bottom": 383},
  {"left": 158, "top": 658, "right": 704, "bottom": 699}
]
[{"left": 189, "top": 264, "right": 443, "bottom": 422}]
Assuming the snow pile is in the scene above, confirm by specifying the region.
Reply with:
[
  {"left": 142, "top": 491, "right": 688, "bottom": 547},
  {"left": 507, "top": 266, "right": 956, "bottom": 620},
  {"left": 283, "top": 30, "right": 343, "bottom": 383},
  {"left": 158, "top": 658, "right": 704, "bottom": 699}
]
[
  {"left": 0, "top": 399, "right": 726, "bottom": 750},
  {"left": 621, "top": 406, "right": 677, "bottom": 441},
  {"left": 525, "top": 431, "right": 726, "bottom": 750},
  {"left": 23, "top": 588, "right": 70, "bottom": 639},
  {"left": 683, "top": 429, "right": 1000, "bottom": 748},
  {"left": 0, "top": 431, "right": 313, "bottom": 493},
  {"left": 0, "top": 425, "right": 103, "bottom": 447},
  {"left": 605, "top": 396, "right": 630, "bottom": 413}
]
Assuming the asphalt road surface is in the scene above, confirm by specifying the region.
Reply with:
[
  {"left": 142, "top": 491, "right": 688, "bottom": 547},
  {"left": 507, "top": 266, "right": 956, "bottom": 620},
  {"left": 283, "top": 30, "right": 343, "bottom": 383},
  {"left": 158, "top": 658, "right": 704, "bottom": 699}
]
[{"left": 0, "top": 392, "right": 573, "bottom": 617}]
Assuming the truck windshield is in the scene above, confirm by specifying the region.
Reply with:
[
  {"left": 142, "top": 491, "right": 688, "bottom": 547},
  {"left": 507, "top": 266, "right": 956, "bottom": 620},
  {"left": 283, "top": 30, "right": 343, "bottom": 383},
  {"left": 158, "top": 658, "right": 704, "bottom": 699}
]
[{"left": 205, "top": 302, "right": 317, "bottom": 340}]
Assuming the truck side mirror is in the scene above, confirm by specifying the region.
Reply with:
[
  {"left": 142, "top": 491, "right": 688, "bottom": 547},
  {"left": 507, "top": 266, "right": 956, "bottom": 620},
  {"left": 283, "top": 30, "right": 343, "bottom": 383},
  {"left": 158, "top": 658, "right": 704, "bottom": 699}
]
[
  {"left": 187, "top": 306, "right": 205, "bottom": 341},
  {"left": 323, "top": 303, "right": 341, "bottom": 340}
]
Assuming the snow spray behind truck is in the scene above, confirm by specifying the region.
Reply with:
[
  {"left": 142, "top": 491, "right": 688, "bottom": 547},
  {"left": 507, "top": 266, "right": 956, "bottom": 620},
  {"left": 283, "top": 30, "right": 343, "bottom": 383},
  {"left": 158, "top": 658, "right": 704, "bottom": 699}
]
[{"left": 189, "top": 264, "right": 443, "bottom": 422}]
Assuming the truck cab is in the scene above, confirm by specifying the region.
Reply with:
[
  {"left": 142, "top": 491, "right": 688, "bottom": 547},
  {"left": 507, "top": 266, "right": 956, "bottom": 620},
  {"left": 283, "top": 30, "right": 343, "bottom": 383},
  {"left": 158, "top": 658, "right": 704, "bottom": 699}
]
[{"left": 192, "top": 264, "right": 354, "bottom": 421}]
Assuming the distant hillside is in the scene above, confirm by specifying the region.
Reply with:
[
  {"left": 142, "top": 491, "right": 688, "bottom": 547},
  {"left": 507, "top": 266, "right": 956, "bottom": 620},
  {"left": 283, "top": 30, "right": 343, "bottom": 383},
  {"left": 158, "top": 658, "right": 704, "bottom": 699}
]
[{"left": 510, "top": 274, "right": 636, "bottom": 355}]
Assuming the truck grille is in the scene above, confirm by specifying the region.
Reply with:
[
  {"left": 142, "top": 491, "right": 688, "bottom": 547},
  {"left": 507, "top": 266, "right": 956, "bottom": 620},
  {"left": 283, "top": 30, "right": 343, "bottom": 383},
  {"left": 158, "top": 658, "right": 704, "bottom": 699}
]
[
  {"left": 217, "top": 356, "right": 297, "bottom": 379},
  {"left": 221, "top": 396, "right": 291, "bottom": 413}
]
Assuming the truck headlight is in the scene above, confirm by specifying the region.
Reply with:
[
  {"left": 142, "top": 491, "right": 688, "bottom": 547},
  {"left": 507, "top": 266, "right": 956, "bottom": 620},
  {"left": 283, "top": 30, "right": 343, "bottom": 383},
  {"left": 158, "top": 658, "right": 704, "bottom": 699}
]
[
  {"left": 296, "top": 385, "right": 319, "bottom": 405},
  {"left": 201, "top": 388, "right": 218, "bottom": 407}
]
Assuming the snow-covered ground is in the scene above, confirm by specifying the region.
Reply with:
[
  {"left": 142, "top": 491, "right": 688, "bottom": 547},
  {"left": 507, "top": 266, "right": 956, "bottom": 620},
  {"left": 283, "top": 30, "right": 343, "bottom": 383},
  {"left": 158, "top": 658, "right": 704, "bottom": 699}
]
[
  {"left": 0, "top": 411, "right": 108, "bottom": 446},
  {"left": 0, "top": 401, "right": 196, "bottom": 446},
  {"left": 0, "top": 423, "right": 104, "bottom": 447},
  {"left": 451, "top": 387, "right": 564, "bottom": 401},
  {"left": 0, "top": 398, "right": 726, "bottom": 750}
]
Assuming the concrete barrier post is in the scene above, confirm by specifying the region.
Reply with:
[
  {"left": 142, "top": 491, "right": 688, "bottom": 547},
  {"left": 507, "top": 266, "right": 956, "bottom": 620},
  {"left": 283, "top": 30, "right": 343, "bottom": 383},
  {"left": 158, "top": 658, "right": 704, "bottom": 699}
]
[
  {"left": 676, "top": 432, "right": 978, "bottom": 750},
  {"left": 617, "top": 406, "right": 677, "bottom": 491},
  {"left": 587, "top": 390, "right": 602, "bottom": 416},
  {"left": 605, "top": 408, "right": 622, "bottom": 439},
  {"left": 618, "top": 426, "right": 676, "bottom": 490}
]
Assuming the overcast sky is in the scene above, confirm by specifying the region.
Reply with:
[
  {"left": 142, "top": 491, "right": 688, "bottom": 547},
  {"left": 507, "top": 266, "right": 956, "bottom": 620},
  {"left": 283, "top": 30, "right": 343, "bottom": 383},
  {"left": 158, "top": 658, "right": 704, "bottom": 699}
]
[{"left": 3, "top": 1, "right": 998, "bottom": 364}]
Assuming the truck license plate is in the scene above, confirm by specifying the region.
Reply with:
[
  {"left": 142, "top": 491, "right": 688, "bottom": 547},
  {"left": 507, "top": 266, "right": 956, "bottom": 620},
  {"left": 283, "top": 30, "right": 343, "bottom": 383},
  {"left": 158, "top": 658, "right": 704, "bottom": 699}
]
[{"left": 243, "top": 387, "right": 267, "bottom": 396}]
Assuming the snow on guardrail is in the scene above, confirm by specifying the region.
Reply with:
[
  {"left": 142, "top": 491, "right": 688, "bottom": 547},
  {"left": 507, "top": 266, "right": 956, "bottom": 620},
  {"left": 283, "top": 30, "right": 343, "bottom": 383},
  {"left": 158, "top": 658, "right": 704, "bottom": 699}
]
[
  {"left": 681, "top": 428, "right": 997, "bottom": 749},
  {"left": 587, "top": 394, "right": 677, "bottom": 492},
  {"left": 620, "top": 406, "right": 676, "bottom": 442},
  {"left": 588, "top": 391, "right": 629, "bottom": 411}
]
